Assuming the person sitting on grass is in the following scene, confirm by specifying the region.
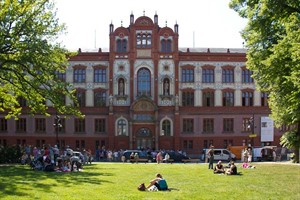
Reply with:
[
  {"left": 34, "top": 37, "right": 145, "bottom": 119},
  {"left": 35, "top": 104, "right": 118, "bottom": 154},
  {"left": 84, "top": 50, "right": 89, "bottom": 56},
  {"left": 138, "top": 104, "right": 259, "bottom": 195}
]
[
  {"left": 226, "top": 161, "right": 238, "bottom": 175},
  {"left": 147, "top": 173, "right": 169, "bottom": 191},
  {"left": 214, "top": 160, "right": 225, "bottom": 174}
]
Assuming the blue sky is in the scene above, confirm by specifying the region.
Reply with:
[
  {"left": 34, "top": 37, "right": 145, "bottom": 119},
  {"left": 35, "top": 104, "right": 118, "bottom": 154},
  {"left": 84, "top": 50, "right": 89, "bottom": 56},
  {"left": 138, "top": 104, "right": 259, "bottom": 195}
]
[{"left": 55, "top": 0, "right": 247, "bottom": 51}]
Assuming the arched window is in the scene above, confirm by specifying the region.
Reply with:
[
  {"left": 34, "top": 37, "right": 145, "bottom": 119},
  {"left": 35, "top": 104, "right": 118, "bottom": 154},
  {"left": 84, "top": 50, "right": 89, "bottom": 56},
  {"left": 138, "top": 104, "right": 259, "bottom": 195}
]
[
  {"left": 137, "top": 68, "right": 151, "bottom": 97},
  {"left": 117, "top": 119, "right": 127, "bottom": 136},
  {"left": 162, "top": 120, "right": 171, "bottom": 136},
  {"left": 118, "top": 78, "right": 125, "bottom": 95}
]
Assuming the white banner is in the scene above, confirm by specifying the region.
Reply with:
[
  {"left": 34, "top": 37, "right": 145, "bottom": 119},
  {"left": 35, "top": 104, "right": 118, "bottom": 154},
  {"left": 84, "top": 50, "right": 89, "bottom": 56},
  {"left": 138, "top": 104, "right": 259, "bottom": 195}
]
[{"left": 260, "top": 117, "right": 274, "bottom": 142}]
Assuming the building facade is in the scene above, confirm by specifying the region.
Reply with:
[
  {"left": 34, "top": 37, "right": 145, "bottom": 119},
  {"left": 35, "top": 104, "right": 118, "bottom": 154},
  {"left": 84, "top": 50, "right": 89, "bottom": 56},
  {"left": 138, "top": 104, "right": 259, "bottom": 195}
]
[{"left": 0, "top": 13, "right": 283, "bottom": 155}]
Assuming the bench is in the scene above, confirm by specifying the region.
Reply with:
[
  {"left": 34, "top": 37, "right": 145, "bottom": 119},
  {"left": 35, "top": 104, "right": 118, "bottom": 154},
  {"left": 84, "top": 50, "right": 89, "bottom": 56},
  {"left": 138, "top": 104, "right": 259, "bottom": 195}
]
[
  {"left": 182, "top": 159, "right": 200, "bottom": 163},
  {"left": 130, "top": 158, "right": 150, "bottom": 163},
  {"left": 162, "top": 159, "right": 174, "bottom": 164}
]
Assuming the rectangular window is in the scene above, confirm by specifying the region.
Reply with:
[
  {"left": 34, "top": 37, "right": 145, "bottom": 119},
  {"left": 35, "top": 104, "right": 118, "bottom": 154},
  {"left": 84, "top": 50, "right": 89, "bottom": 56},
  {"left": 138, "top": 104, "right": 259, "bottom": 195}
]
[
  {"left": 242, "top": 118, "right": 251, "bottom": 132},
  {"left": 182, "top": 91, "right": 194, "bottom": 106},
  {"left": 117, "top": 39, "right": 127, "bottom": 53},
  {"left": 136, "top": 33, "right": 151, "bottom": 48},
  {"left": 223, "top": 92, "right": 234, "bottom": 106},
  {"left": 94, "top": 91, "right": 106, "bottom": 107},
  {"left": 242, "top": 69, "right": 253, "bottom": 83},
  {"left": 54, "top": 71, "right": 66, "bottom": 81},
  {"left": 94, "top": 69, "right": 107, "bottom": 83},
  {"left": 203, "top": 118, "right": 214, "bottom": 133},
  {"left": 35, "top": 118, "right": 46, "bottom": 133},
  {"left": 76, "top": 140, "right": 85, "bottom": 149},
  {"left": 95, "top": 119, "right": 106, "bottom": 133},
  {"left": 202, "top": 69, "right": 214, "bottom": 83},
  {"left": 222, "top": 69, "right": 234, "bottom": 83},
  {"left": 183, "top": 140, "right": 193, "bottom": 150},
  {"left": 0, "top": 118, "right": 7, "bottom": 132},
  {"left": 242, "top": 91, "right": 253, "bottom": 106},
  {"left": 76, "top": 91, "right": 86, "bottom": 107},
  {"left": 16, "top": 118, "right": 26, "bottom": 132},
  {"left": 223, "top": 118, "right": 234, "bottom": 133},
  {"left": 75, "top": 118, "right": 85, "bottom": 133},
  {"left": 183, "top": 119, "right": 194, "bottom": 133},
  {"left": 182, "top": 69, "right": 194, "bottom": 83},
  {"left": 74, "top": 69, "right": 86, "bottom": 83},
  {"left": 202, "top": 91, "right": 214, "bottom": 107}
]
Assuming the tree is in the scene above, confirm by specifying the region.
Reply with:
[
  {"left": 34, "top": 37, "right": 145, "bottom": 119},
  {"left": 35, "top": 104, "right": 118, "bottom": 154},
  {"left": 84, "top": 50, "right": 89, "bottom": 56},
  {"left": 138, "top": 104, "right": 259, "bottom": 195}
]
[
  {"left": 229, "top": 0, "right": 300, "bottom": 162},
  {"left": 0, "top": 0, "right": 82, "bottom": 118}
]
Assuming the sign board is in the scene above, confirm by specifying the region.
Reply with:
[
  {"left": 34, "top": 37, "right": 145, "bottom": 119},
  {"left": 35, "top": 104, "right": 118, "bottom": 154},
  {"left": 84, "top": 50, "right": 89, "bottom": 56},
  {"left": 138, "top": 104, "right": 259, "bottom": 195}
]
[
  {"left": 261, "top": 117, "right": 274, "bottom": 142},
  {"left": 249, "top": 134, "right": 257, "bottom": 138}
]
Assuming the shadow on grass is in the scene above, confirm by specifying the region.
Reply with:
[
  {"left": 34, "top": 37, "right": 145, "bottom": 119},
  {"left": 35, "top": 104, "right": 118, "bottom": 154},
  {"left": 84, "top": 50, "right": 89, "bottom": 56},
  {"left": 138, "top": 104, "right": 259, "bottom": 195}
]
[{"left": 0, "top": 164, "right": 112, "bottom": 198}]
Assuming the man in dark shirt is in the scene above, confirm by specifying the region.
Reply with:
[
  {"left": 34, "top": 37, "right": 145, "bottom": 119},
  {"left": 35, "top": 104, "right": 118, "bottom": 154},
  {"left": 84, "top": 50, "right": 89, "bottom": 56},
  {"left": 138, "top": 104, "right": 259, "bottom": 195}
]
[{"left": 226, "top": 161, "right": 237, "bottom": 175}]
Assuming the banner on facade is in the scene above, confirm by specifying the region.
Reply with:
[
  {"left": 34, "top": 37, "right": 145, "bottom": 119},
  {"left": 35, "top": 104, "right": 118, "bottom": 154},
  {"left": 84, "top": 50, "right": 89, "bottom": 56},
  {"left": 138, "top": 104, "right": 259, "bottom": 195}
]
[{"left": 260, "top": 116, "right": 274, "bottom": 142}]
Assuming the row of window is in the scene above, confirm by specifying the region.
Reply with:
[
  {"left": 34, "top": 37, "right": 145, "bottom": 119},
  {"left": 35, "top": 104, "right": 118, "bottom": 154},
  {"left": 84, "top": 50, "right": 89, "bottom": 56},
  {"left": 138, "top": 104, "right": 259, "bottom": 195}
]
[
  {"left": 16, "top": 87, "right": 268, "bottom": 108},
  {"left": 182, "top": 68, "right": 253, "bottom": 83},
  {"left": 180, "top": 91, "right": 268, "bottom": 107},
  {"left": 0, "top": 117, "right": 256, "bottom": 135},
  {"left": 116, "top": 30, "right": 175, "bottom": 52},
  {"left": 182, "top": 118, "right": 253, "bottom": 134},
  {"left": 56, "top": 67, "right": 253, "bottom": 85}
]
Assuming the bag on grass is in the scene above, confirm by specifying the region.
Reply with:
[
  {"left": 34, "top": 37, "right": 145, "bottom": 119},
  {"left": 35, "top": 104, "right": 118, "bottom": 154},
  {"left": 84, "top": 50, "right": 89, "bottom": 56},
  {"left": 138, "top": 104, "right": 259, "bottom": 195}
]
[{"left": 138, "top": 183, "right": 146, "bottom": 191}]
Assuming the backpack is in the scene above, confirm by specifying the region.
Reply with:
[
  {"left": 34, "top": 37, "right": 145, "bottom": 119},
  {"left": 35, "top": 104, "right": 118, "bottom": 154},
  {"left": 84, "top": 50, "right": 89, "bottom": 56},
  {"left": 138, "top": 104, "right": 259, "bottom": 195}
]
[
  {"left": 158, "top": 179, "right": 168, "bottom": 190},
  {"left": 138, "top": 183, "right": 146, "bottom": 191}
]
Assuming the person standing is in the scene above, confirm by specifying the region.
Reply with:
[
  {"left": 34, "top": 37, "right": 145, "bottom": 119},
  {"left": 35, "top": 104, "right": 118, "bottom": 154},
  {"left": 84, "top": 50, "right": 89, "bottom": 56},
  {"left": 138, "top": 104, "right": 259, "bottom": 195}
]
[
  {"left": 207, "top": 145, "right": 214, "bottom": 169},
  {"left": 156, "top": 151, "right": 163, "bottom": 164},
  {"left": 243, "top": 147, "right": 249, "bottom": 163},
  {"left": 247, "top": 147, "right": 252, "bottom": 163}
]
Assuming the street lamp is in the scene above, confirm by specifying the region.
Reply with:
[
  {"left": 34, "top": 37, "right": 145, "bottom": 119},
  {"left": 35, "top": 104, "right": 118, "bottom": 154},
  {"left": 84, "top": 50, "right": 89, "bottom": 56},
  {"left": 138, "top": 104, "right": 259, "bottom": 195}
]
[
  {"left": 53, "top": 115, "right": 62, "bottom": 147},
  {"left": 247, "top": 114, "right": 255, "bottom": 147}
]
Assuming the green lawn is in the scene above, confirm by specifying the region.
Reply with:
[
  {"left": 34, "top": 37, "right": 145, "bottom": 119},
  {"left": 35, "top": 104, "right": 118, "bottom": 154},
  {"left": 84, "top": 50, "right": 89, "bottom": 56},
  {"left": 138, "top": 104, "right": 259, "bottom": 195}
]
[{"left": 0, "top": 162, "right": 299, "bottom": 200}]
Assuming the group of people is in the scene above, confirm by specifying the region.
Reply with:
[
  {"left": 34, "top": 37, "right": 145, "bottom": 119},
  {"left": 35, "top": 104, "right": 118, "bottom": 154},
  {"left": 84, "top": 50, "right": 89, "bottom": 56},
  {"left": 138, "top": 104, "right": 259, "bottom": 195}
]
[
  {"left": 22, "top": 144, "right": 93, "bottom": 172},
  {"left": 207, "top": 145, "right": 238, "bottom": 175},
  {"left": 213, "top": 160, "right": 238, "bottom": 175}
]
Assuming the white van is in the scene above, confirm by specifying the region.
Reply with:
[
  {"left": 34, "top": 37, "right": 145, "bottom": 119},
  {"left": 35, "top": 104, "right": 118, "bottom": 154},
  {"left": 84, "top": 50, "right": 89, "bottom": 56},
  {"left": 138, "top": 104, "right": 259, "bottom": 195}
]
[{"left": 201, "top": 148, "right": 236, "bottom": 162}]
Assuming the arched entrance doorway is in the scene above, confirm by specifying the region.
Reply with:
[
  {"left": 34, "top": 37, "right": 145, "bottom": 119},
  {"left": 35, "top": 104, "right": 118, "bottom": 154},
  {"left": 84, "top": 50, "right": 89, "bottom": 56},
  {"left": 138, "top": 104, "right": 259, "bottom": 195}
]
[{"left": 136, "top": 128, "right": 153, "bottom": 150}]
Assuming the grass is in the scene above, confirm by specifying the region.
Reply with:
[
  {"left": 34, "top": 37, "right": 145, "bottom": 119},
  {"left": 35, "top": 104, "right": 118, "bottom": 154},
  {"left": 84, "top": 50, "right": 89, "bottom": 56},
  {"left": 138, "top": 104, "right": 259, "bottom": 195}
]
[{"left": 0, "top": 162, "right": 299, "bottom": 200}]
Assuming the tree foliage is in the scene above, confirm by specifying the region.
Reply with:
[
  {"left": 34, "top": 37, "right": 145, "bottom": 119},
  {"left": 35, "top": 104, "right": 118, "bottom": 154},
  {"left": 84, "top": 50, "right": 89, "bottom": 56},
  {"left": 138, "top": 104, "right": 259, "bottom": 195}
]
[
  {"left": 0, "top": 0, "right": 82, "bottom": 118},
  {"left": 229, "top": 0, "right": 300, "bottom": 162}
]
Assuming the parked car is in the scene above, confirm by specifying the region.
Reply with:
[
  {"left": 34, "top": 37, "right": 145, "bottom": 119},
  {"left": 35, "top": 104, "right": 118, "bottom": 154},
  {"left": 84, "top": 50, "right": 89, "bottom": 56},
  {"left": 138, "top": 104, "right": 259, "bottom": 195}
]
[
  {"left": 201, "top": 148, "right": 236, "bottom": 162},
  {"left": 122, "top": 150, "right": 153, "bottom": 162},
  {"left": 252, "top": 146, "right": 277, "bottom": 161},
  {"left": 161, "top": 151, "right": 191, "bottom": 163}
]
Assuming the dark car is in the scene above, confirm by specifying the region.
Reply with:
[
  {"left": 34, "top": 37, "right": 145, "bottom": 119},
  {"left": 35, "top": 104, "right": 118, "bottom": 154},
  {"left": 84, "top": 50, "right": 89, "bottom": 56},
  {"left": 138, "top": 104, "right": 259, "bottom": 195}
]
[
  {"left": 122, "top": 150, "right": 153, "bottom": 162},
  {"left": 161, "top": 151, "right": 191, "bottom": 163}
]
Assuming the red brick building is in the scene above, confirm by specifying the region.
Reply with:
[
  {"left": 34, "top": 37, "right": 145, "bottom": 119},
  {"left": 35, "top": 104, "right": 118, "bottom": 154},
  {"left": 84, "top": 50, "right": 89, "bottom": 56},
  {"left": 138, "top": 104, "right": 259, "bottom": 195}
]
[{"left": 0, "top": 13, "right": 282, "bottom": 155}]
